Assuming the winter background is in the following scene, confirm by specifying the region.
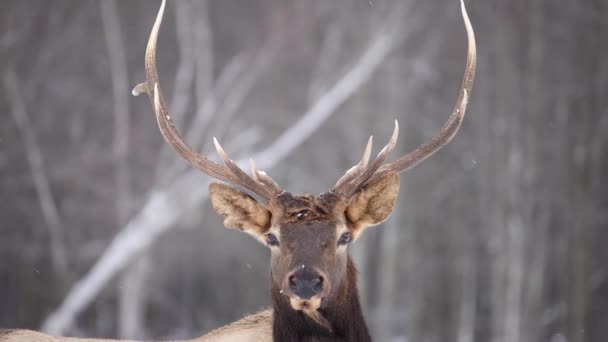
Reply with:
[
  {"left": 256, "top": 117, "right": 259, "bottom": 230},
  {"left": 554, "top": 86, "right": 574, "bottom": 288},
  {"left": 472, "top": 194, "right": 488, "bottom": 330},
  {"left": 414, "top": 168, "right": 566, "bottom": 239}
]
[{"left": 1, "top": 0, "right": 606, "bottom": 341}]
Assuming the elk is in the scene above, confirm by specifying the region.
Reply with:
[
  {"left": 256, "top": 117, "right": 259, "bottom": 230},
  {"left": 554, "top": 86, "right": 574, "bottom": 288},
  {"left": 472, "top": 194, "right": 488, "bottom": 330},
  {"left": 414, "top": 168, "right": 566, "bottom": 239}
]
[{"left": 1, "top": 0, "right": 475, "bottom": 340}]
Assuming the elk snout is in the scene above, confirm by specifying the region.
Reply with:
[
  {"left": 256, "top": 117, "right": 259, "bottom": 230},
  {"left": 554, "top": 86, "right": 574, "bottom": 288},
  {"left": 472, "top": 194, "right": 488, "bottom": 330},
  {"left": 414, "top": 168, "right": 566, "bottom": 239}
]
[{"left": 287, "top": 266, "right": 326, "bottom": 300}]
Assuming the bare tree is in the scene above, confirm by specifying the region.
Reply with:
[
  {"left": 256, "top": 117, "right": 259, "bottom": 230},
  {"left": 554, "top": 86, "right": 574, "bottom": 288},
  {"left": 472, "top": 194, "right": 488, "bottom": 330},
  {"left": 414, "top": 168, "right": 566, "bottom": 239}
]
[{"left": 3, "top": 68, "right": 68, "bottom": 282}]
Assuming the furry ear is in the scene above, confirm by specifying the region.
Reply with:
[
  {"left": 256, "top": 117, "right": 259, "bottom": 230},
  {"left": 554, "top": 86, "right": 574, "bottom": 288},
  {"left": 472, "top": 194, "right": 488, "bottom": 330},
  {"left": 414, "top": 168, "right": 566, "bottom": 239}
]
[
  {"left": 345, "top": 172, "right": 400, "bottom": 239},
  {"left": 209, "top": 183, "right": 271, "bottom": 239}
]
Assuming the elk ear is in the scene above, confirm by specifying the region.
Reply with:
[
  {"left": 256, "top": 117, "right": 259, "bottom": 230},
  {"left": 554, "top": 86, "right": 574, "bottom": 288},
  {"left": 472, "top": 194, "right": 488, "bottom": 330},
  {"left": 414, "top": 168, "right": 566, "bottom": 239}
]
[
  {"left": 345, "top": 172, "right": 400, "bottom": 238},
  {"left": 209, "top": 183, "right": 271, "bottom": 239}
]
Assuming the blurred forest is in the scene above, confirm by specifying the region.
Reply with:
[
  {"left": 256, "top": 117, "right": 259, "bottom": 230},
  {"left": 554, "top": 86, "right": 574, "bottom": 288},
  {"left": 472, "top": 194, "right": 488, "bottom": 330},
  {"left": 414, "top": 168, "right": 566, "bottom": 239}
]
[{"left": 1, "top": 0, "right": 607, "bottom": 341}]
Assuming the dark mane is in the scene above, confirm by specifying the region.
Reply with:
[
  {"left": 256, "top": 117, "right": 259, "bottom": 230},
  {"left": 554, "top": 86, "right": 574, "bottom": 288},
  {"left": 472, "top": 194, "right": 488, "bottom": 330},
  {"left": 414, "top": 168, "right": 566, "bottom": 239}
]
[{"left": 270, "top": 257, "right": 372, "bottom": 341}]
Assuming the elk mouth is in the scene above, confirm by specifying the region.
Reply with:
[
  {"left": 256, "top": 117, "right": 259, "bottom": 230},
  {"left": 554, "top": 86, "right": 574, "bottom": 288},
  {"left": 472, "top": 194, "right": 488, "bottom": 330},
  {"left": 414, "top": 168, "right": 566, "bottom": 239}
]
[
  {"left": 289, "top": 296, "right": 334, "bottom": 332},
  {"left": 289, "top": 296, "right": 324, "bottom": 311}
]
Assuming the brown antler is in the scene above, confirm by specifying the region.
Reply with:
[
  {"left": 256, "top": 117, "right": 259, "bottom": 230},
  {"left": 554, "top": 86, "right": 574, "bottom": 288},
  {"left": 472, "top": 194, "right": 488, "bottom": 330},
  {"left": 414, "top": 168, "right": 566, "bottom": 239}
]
[
  {"left": 332, "top": 123, "right": 399, "bottom": 197},
  {"left": 133, "top": 0, "right": 282, "bottom": 201},
  {"left": 332, "top": 0, "right": 476, "bottom": 198}
]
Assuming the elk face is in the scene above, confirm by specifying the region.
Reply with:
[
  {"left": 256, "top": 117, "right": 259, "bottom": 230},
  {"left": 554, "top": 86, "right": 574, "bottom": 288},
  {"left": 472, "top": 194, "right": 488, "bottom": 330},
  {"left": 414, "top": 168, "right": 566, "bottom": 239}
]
[{"left": 208, "top": 172, "right": 400, "bottom": 312}]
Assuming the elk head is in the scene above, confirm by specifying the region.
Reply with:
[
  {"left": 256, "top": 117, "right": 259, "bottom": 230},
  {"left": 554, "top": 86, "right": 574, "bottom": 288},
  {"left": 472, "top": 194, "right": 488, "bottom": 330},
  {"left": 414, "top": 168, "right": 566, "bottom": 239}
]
[
  {"left": 134, "top": 0, "right": 475, "bottom": 336},
  {"left": 207, "top": 167, "right": 400, "bottom": 315}
]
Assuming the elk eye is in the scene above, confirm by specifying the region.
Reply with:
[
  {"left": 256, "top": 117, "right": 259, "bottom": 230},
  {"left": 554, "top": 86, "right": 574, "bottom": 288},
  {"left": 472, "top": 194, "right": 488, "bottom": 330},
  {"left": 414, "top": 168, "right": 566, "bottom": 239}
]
[
  {"left": 296, "top": 209, "right": 309, "bottom": 219},
  {"left": 266, "top": 233, "right": 279, "bottom": 246},
  {"left": 338, "top": 232, "right": 352, "bottom": 245}
]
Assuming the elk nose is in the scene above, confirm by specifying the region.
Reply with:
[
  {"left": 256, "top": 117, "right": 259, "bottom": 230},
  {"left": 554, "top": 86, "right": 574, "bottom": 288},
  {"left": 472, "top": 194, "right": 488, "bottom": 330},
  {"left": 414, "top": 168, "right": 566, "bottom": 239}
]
[{"left": 288, "top": 269, "right": 323, "bottom": 299}]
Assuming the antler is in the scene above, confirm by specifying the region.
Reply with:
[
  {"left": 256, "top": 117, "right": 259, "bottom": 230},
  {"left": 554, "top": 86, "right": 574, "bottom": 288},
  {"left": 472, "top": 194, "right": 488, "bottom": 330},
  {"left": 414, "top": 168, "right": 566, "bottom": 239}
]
[
  {"left": 332, "top": 0, "right": 476, "bottom": 198},
  {"left": 133, "top": 0, "right": 282, "bottom": 201}
]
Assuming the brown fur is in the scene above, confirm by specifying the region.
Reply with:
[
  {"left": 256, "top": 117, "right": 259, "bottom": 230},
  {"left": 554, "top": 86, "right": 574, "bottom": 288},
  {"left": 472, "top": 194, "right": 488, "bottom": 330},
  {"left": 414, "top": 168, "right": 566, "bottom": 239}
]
[
  {"left": 0, "top": 329, "right": 139, "bottom": 341},
  {"left": 0, "top": 312, "right": 272, "bottom": 342},
  {"left": 271, "top": 258, "right": 371, "bottom": 341},
  {"left": 197, "top": 309, "right": 272, "bottom": 341},
  {"left": 0, "top": 330, "right": 16, "bottom": 341},
  {"left": 270, "top": 219, "right": 346, "bottom": 301},
  {"left": 268, "top": 191, "right": 345, "bottom": 225}
]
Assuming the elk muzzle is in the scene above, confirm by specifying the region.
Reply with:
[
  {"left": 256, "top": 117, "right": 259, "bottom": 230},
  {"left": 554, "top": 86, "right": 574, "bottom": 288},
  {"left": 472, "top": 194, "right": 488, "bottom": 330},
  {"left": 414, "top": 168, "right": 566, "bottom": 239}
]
[{"left": 284, "top": 266, "right": 329, "bottom": 310}]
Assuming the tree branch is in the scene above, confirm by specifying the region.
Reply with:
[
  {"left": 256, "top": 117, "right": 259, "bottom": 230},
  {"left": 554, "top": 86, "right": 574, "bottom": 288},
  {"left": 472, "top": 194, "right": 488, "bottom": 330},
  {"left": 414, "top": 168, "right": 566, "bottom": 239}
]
[
  {"left": 101, "top": 1, "right": 140, "bottom": 337},
  {"left": 254, "top": 29, "right": 396, "bottom": 168},
  {"left": 100, "top": 0, "right": 132, "bottom": 237},
  {"left": 3, "top": 67, "right": 68, "bottom": 280}
]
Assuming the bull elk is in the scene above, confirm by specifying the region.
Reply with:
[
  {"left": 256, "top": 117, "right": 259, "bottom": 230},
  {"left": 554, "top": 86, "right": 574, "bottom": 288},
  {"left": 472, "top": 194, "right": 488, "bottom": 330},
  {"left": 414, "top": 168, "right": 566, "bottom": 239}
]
[{"left": 1, "top": 0, "right": 475, "bottom": 341}]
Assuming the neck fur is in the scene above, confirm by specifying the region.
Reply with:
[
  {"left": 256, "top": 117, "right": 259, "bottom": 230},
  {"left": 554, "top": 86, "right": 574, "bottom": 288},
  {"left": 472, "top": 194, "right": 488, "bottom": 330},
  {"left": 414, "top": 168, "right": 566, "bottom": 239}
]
[{"left": 270, "top": 256, "right": 372, "bottom": 341}]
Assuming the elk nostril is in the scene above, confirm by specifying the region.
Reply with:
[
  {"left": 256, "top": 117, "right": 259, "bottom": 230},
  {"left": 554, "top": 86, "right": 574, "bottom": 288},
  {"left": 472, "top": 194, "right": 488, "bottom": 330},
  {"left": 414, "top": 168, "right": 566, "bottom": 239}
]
[
  {"left": 313, "top": 277, "right": 323, "bottom": 294},
  {"left": 288, "top": 272, "right": 324, "bottom": 299}
]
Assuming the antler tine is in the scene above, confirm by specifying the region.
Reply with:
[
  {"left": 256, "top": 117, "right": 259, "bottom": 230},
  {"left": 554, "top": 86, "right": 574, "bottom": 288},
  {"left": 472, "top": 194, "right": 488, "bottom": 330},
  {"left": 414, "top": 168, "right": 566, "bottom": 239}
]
[
  {"left": 371, "top": 0, "right": 476, "bottom": 180},
  {"left": 250, "top": 159, "right": 283, "bottom": 191},
  {"left": 132, "top": 0, "right": 233, "bottom": 182},
  {"left": 333, "top": 136, "right": 373, "bottom": 192},
  {"left": 134, "top": 0, "right": 282, "bottom": 201},
  {"left": 213, "top": 139, "right": 282, "bottom": 199},
  {"left": 350, "top": 120, "right": 398, "bottom": 190},
  {"left": 333, "top": 121, "right": 399, "bottom": 197}
]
